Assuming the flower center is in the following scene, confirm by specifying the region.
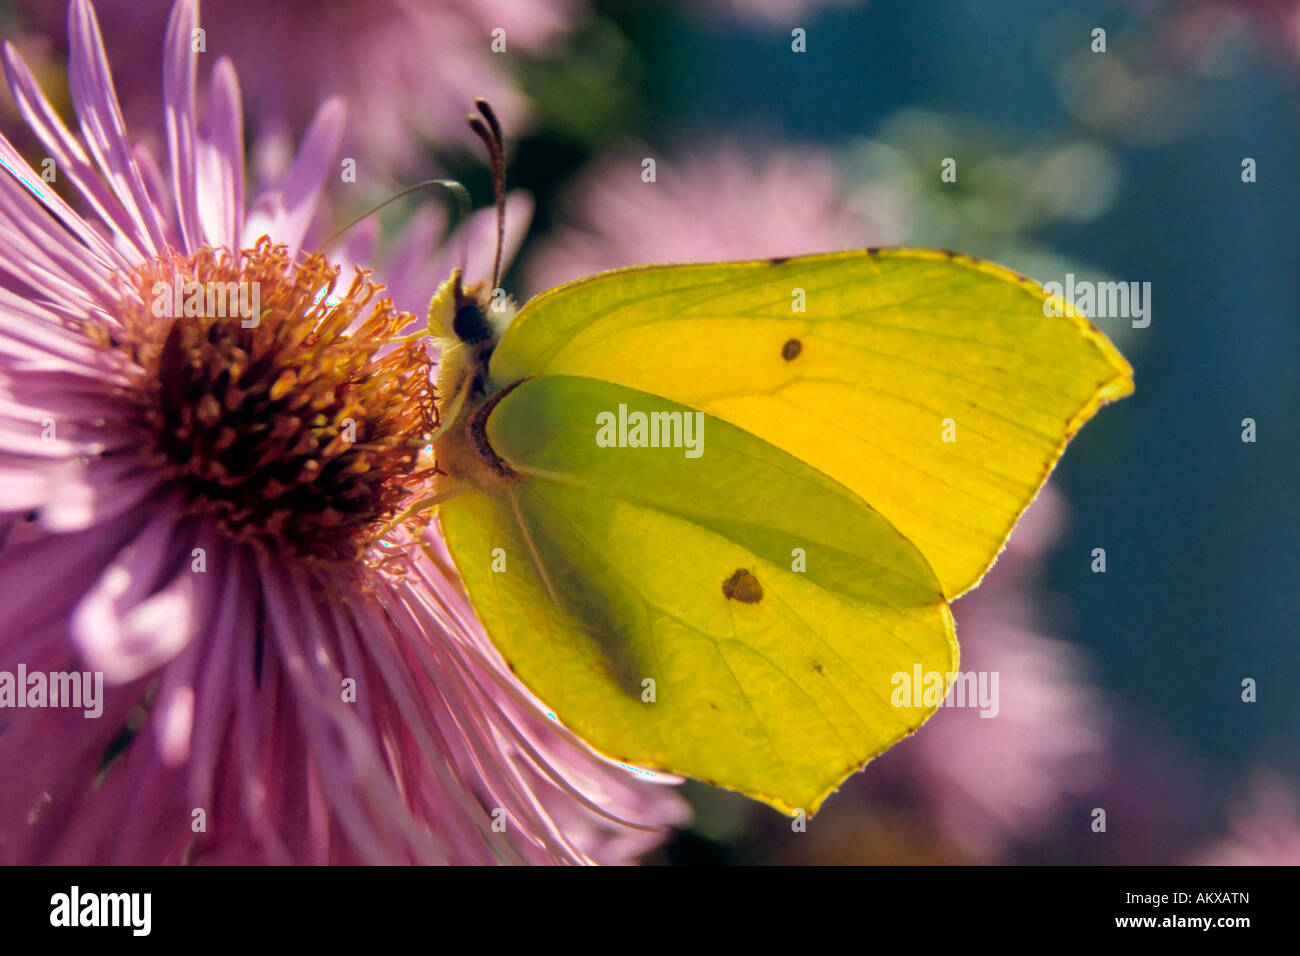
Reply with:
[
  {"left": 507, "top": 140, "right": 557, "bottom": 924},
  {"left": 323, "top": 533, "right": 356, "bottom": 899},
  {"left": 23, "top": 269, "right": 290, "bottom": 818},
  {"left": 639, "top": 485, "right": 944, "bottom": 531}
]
[{"left": 98, "top": 239, "right": 436, "bottom": 569}]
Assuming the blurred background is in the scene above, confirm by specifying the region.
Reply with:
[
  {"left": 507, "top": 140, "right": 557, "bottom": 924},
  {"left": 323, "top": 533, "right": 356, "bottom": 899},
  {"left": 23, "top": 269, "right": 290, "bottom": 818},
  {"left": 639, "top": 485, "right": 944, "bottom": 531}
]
[{"left": 2, "top": 0, "right": 1296, "bottom": 863}]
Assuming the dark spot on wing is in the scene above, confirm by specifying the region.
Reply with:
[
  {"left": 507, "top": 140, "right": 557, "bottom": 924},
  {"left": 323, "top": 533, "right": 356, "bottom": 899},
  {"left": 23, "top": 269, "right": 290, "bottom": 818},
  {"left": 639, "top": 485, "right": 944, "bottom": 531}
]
[
  {"left": 781, "top": 338, "right": 802, "bottom": 361},
  {"left": 722, "top": 568, "right": 763, "bottom": 604},
  {"left": 768, "top": 255, "right": 790, "bottom": 265},
  {"left": 709, "top": 702, "right": 718, "bottom": 710},
  {"left": 812, "top": 660, "right": 825, "bottom": 675}
]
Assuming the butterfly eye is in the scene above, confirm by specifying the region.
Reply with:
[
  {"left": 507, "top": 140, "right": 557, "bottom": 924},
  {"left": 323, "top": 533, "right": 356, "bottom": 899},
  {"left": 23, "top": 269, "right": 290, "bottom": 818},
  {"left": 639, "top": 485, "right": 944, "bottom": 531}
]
[{"left": 453, "top": 302, "right": 494, "bottom": 344}]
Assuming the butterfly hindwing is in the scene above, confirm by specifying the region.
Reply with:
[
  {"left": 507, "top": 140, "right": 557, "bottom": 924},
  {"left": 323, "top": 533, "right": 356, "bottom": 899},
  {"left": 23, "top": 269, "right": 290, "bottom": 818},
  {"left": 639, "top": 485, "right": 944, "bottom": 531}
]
[{"left": 437, "top": 374, "right": 956, "bottom": 813}]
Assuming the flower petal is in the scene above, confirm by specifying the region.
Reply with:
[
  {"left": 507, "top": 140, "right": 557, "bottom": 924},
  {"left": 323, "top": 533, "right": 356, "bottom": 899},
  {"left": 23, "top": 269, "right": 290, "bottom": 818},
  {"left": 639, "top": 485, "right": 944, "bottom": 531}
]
[
  {"left": 71, "top": 501, "right": 198, "bottom": 682},
  {"left": 67, "top": 0, "right": 168, "bottom": 253},
  {"left": 163, "top": 0, "right": 202, "bottom": 250},
  {"left": 0, "top": 42, "right": 137, "bottom": 267},
  {"left": 243, "top": 97, "right": 345, "bottom": 258},
  {"left": 200, "top": 57, "right": 245, "bottom": 252}
]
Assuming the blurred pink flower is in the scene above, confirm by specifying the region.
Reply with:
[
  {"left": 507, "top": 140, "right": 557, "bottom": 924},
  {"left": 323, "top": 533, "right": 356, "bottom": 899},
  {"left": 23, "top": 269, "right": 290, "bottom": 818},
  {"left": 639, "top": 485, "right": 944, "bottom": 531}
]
[
  {"left": 21, "top": 0, "right": 583, "bottom": 170},
  {"left": 1209, "top": 0, "right": 1300, "bottom": 56},
  {"left": 1197, "top": 774, "right": 1300, "bottom": 864},
  {"left": 524, "top": 141, "right": 897, "bottom": 294},
  {"left": 686, "top": 0, "right": 863, "bottom": 27},
  {"left": 0, "top": 0, "right": 685, "bottom": 864},
  {"left": 885, "top": 488, "right": 1110, "bottom": 861},
  {"left": 1157, "top": 0, "right": 1300, "bottom": 64}
]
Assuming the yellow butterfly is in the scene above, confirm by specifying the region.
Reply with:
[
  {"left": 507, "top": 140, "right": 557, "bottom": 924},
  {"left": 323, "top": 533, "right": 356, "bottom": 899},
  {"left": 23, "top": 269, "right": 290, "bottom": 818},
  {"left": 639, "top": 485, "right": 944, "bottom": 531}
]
[{"left": 409, "top": 103, "right": 1131, "bottom": 815}]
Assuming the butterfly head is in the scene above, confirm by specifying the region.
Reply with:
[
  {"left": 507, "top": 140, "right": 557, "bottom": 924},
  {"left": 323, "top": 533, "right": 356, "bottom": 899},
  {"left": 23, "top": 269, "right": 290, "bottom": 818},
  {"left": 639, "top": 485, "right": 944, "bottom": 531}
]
[
  {"left": 429, "top": 264, "right": 516, "bottom": 357},
  {"left": 427, "top": 261, "right": 520, "bottom": 470},
  {"left": 353, "top": 101, "right": 530, "bottom": 545},
  {"left": 427, "top": 100, "right": 521, "bottom": 424}
]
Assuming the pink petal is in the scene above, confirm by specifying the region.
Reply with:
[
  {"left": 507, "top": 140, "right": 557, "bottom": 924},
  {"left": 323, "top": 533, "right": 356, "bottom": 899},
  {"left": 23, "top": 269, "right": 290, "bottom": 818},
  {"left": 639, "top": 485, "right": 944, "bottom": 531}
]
[
  {"left": 163, "top": 0, "right": 202, "bottom": 250},
  {"left": 201, "top": 57, "right": 245, "bottom": 252},
  {"left": 0, "top": 43, "right": 136, "bottom": 266},
  {"left": 67, "top": 0, "right": 168, "bottom": 253},
  {"left": 72, "top": 505, "right": 197, "bottom": 682},
  {"left": 40, "top": 455, "right": 163, "bottom": 533},
  {"left": 244, "top": 97, "right": 346, "bottom": 257}
]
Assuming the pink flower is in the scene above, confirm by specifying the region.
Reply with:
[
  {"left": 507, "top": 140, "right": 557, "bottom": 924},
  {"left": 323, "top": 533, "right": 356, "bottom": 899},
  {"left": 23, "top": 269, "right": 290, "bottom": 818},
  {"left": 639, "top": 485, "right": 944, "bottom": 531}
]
[
  {"left": 20, "top": 0, "right": 584, "bottom": 170},
  {"left": 890, "top": 492, "right": 1110, "bottom": 859},
  {"left": 0, "top": 0, "right": 686, "bottom": 864},
  {"left": 1143, "top": 0, "right": 1300, "bottom": 66},
  {"left": 1197, "top": 1, "right": 1300, "bottom": 60},
  {"left": 523, "top": 141, "right": 897, "bottom": 294},
  {"left": 686, "top": 0, "right": 863, "bottom": 27},
  {"left": 1197, "top": 774, "right": 1300, "bottom": 864}
]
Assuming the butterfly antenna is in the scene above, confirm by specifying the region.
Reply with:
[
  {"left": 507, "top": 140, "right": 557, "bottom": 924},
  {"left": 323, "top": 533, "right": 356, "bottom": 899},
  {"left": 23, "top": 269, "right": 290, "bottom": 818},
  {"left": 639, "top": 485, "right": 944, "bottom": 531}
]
[
  {"left": 467, "top": 98, "right": 507, "bottom": 291},
  {"left": 317, "top": 179, "right": 472, "bottom": 256}
]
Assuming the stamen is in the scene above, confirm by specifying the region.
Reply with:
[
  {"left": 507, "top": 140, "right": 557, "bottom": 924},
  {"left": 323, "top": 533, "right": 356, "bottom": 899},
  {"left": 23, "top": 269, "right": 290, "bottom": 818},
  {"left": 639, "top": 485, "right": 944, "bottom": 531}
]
[{"left": 100, "top": 238, "right": 440, "bottom": 575}]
